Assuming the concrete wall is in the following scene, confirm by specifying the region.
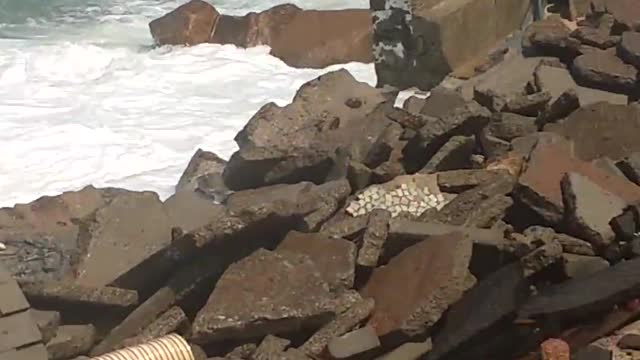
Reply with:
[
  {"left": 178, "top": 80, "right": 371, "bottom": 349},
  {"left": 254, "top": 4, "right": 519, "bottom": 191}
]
[{"left": 372, "top": 0, "right": 532, "bottom": 90}]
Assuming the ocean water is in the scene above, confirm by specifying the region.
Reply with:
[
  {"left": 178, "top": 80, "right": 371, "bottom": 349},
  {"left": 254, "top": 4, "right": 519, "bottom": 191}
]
[{"left": 0, "top": 0, "right": 375, "bottom": 207}]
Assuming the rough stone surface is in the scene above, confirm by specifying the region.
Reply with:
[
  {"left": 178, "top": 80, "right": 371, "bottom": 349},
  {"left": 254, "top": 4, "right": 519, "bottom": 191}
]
[
  {"left": 75, "top": 191, "right": 172, "bottom": 287},
  {"left": 301, "top": 296, "right": 375, "bottom": 357},
  {"left": 121, "top": 306, "right": 189, "bottom": 348},
  {"left": 520, "top": 239, "right": 564, "bottom": 277},
  {"left": 223, "top": 70, "right": 387, "bottom": 190},
  {"left": 377, "top": 339, "right": 432, "bottom": 360},
  {"left": 149, "top": 0, "right": 219, "bottom": 45},
  {"left": 192, "top": 248, "right": 336, "bottom": 343},
  {"left": 357, "top": 209, "right": 391, "bottom": 268},
  {"left": 46, "top": 325, "right": 96, "bottom": 360},
  {"left": 616, "top": 153, "right": 640, "bottom": 185},
  {"left": 163, "top": 191, "right": 226, "bottom": 233},
  {"left": 546, "top": 103, "right": 640, "bottom": 162},
  {"left": 571, "top": 51, "right": 638, "bottom": 94},
  {"left": 534, "top": 64, "right": 628, "bottom": 107},
  {"left": 253, "top": 335, "right": 291, "bottom": 360},
  {"left": 524, "top": 226, "right": 597, "bottom": 256},
  {"left": 561, "top": 172, "right": 627, "bottom": 248},
  {"left": 427, "top": 262, "right": 528, "bottom": 360},
  {"left": 487, "top": 112, "right": 538, "bottom": 141},
  {"left": 276, "top": 230, "right": 356, "bottom": 291},
  {"left": 436, "top": 169, "right": 504, "bottom": 193},
  {"left": 515, "top": 140, "right": 640, "bottom": 225},
  {"left": 20, "top": 281, "right": 138, "bottom": 309},
  {"left": 523, "top": 16, "right": 581, "bottom": 60},
  {"left": 562, "top": 253, "right": 610, "bottom": 279},
  {"left": 175, "top": 148, "right": 227, "bottom": 193},
  {"left": 361, "top": 232, "right": 475, "bottom": 338},
  {"left": 502, "top": 91, "right": 552, "bottom": 117},
  {"left": 571, "top": 27, "right": 619, "bottom": 49},
  {"left": 540, "top": 338, "right": 570, "bottom": 360},
  {"left": 419, "top": 135, "right": 475, "bottom": 174},
  {"left": 618, "top": 31, "right": 640, "bottom": 69},
  {"left": 31, "top": 310, "right": 60, "bottom": 343}
]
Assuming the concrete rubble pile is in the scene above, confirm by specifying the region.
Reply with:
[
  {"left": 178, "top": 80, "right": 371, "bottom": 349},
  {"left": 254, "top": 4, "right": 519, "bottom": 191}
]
[{"left": 1, "top": 0, "right": 640, "bottom": 359}]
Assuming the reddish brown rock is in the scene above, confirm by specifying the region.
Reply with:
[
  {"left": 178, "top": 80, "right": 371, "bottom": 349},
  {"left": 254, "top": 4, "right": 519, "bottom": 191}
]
[
  {"left": 546, "top": 103, "right": 640, "bottom": 162},
  {"left": 541, "top": 338, "right": 570, "bottom": 360},
  {"left": 515, "top": 139, "right": 640, "bottom": 224},
  {"left": 150, "top": 2, "right": 373, "bottom": 68},
  {"left": 571, "top": 51, "right": 637, "bottom": 94},
  {"left": 192, "top": 249, "right": 336, "bottom": 343},
  {"left": 276, "top": 230, "right": 356, "bottom": 291},
  {"left": 149, "top": 0, "right": 219, "bottom": 46},
  {"left": 561, "top": 172, "right": 627, "bottom": 248},
  {"left": 360, "top": 232, "right": 474, "bottom": 338}
]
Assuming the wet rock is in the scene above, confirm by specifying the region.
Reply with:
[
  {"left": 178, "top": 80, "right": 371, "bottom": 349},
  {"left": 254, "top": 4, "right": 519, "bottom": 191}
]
[
  {"left": 436, "top": 169, "right": 505, "bottom": 194},
  {"left": 192, "top": 248, "right": 336, "bottom": 343},
  {"left": 75, "top": 191, "right": 172, "bottom": 288},
  {"left": 487, "top": 112, "right": 538, "bottom": 141},
  {"left": 149, "top": 0, "right": 218, "bottom": 45},
  {"left": 46, "top": 325, "right": 96, "bottom": 360},
  {"left": 327, "top": 326, "right": 380, "bottom": 359},
  {"left": 121, "top": 306, "right": 189, "bottom": 348},
  {"left": 361, "top": 232, "right": 474, "bottom": 338},
  {"left": 435, "top": 172, "right": 516, "bottom": 227},
  {"left": 524, "top": 226, "right": 597, "bottom": 256},
  {"left": 571, "top": 27, "right": 619, "bottom": 49},
  {"left": 223, "top": 70, "right": 387, "bottom": 190},
  {"left": 562, "top": 253, "right": 610, "bottom": 279},
  {"left": 519, "top": 256, "right": 640, "bottom": 321},
  {"left": 175, "top": 148, "right": 227, "bottom": 193},
  {"left": 523, "top": 16, "right": 581, "bottom": 61},
  {"left": 20, "top": 281, "right": 138, "bottom": 309},
  {"left": 276, "top": 230, "right": 356, "bottom": 291},
  {"left": 356, "top": 209, "right": 390, "bottom": 268},
  {"left": 618, "top": 31, "right": 640, "bottom": 69},
  {"left": 571, "top": 51, "right": 638, "bottom": 94},
  {"left": 515, "top": 140, "right": 640, "bottom": 225},
  {"left": 502, "top": 91, "right": 552, "bottom": 117},
  {"left": 546, "top": 103, "right": 640, "bottom": 162},
  {"left": 31, "top": 310, "right": 60, "bottom": 343},
  {"left": 301, "top": 296, "right": 375, "bottom": 357},
  {"left": 253, "top": 335, "right": 291, "bottom": 360},
  {"left": 616, "top": 152, "right": 640, "bottom": 185},
  {"left": 427, "top": 262, "right": 529, "bottom": 360},
  {"left": 534, "top": 65, "right": 628, "bottom": 107},
  {"left": 561, "top": 172, "right": 627, "bottom": 248}
]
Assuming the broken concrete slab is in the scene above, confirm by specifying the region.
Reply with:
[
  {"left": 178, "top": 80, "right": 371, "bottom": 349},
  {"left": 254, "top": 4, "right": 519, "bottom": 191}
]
[
  {"left": 515, "top": 140, "right": 640, "bottom": 225},
  {"left": 618, "top": 31, "right": 640, "bottom": 69},
  {"left": 0, "top": 344, "right": 49, "bottom": 360},
  {"left": 327, "top": 325, "right": 380, "bottom": 359},
  {"left": 502, "top": 91, "right": 552, "bottom": 117},
  {"left": 419, "top": 135, "right": 475, "bottom": 173},
  {"left": 427, "top": 262, "right": 529, "bottom": 360},
  {"left": 436, "top": 169, "right": 504, "bottom": 193},
  {"left": 300, "top": 296, "right": 375, "bottom": 357},
  {"left": 0, "top": 310, "right": 43, "bottom": 353},
  {"left": 163, "top": 190, "right": 227, "bottom": 233},
  {"left": 571, "top": 51, "right": 638, "bottom": 94},
  {"left": 534, "top": 65, "right": 628, "bottom": 107},
  {"left": 121, "top": 306, "right": 189, "bottom": 348},
  {"left": 561, "top": 172, "right": 627, "bottom": 249},
  {"left": 536, "top": 89, "right": 581, "bottom": 128},
  {"left": 319, "top": 215, "right": 368, "bottom": 239},
  {"left": 75, "top": 191, "right": 172, "bottom": 288},
  {"left": 357, "top": 209, "right": 391, "bottom": 268},
  {"left": 524, "top": 226, "right": 597, "bottom": 256},
  {"left": 520, "top": 238, "right": 563, "bottom": 277},
  {"left": 192, "top": 248, "right": 336, "bottom": 343},
  {"left": 546, "top": 103, "right": 640, "bottom": 162},
  {"left": 31, "top": 310, "right": 60, "bottom": 343},
  {"left": 487, "top": 112, "right": 538, "bottom": 142},
  {"left": 361, "top": 232, "right": 474, "bottom": 338},
  {"left": 253, "top": 335, "right": 291, "bottom": 360},
  {"left": 46, "top": 325, "right": 96, "bottom": 360},
  {"left": 519, "top": 256, "right": 640, "bottom": 321},
  {"left": 276, "top": 230, "right": 356, "bottom": 291},
  {"left": 523, "top": 16, "right": 581, "bottom": 61},
  {"left": 562, "top": 253, "right": 610, "bottom": 279},
  {"left": 571, "top": 26, "right": 619, "bottom": 49},
  {"left": 20, "top": 281, "right": 138, "bottom": 310},
  {"left": 175, "top": 148, "right": 227, "bottom": 193}
]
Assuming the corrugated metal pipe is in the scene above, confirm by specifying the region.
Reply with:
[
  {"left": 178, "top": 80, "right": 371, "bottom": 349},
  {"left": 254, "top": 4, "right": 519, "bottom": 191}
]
[{"left": 91, "top": 333, "right": 194, "bottom": 360}]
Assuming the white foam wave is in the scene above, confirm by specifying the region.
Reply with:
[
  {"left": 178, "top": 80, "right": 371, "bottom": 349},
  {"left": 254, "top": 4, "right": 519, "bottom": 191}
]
[{"left": 0, "top": 0, "right": 375, "bottom": 208}]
